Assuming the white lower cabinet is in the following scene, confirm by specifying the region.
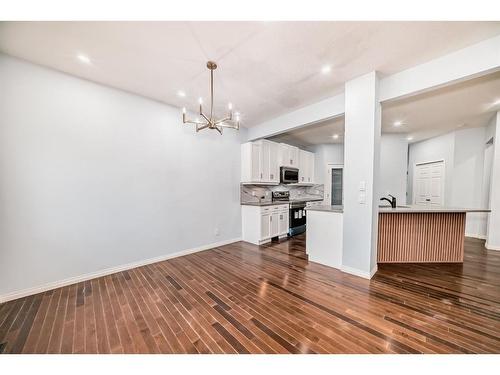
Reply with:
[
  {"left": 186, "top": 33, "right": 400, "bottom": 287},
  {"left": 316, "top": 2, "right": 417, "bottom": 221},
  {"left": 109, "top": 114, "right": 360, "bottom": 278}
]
[
  {"left": 278, "top": 210, "right": 289, "bottom": 235},
  {"left": 242, "top": 204, "right": 289, "bottom": 245}
]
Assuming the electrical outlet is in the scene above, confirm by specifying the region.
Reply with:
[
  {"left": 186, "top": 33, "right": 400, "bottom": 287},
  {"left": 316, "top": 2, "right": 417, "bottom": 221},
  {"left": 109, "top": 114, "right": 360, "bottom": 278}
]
[{"left": 214, "top": 228, "right": 220, "bottom": 236}]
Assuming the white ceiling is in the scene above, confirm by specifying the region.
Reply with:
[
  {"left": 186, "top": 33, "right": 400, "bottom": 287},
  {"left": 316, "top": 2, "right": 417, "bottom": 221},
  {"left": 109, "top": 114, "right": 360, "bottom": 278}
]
[
  {"left": 382, "top": 70, "right": 500, "bottom": 143},
  {"left": 268, "top": 70, "right": 500, "bottom": 146},
  {"left": 1, "top": 21, "right": 500, "bottom": 127},
  {"left": 268, "top": 116, "right": 344, "bottom": 147}
]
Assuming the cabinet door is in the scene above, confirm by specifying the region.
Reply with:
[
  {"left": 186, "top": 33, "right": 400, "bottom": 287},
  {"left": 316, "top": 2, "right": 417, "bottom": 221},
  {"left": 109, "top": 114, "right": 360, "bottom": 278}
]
[
  {"left": 307, "top": 151, "right": 315, "bottom": 183},
  {"left": 268, "top": 141, "right": 279, "bottom": 183},
  {"left": 259, "top": 140, "right": 270, "bottom": 182},
  {"left": 299, "top": 150, "right": 308, "bottom": 183},
  {"left": 251, "top": 142, "right": 261, "bottom": 182},
  {"left": 260, "top": 213, "right": 270, "bottom": 240},
  {"left": 290, "top": 146, "right": 299, "bottom": 167},
  {"left": 279, "top": 143, "right": 290, "bottom": 167},
  {"left": 270, "top": 212, "right": 279, "bottom": 238},
  {"left": 278, "top": 210, "right": 289, "bottom": 235}
]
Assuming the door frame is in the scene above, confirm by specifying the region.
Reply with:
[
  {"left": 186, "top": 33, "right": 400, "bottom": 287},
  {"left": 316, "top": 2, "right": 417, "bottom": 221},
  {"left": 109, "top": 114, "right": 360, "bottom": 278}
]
[
  {"left": 412, "top": 159, "right": 445, "bottom": 206},
  {"left": 324, "top": 163, "right": 344, "bottom": 205}
]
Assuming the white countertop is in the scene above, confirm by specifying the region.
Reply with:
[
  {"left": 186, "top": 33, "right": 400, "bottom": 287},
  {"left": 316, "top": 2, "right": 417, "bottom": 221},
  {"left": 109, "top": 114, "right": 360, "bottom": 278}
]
[
  {"left": 379, "top": 205, "right": 491, "bottom": 213},
  {"left": 306, "top": 205, "right": 343, "bottom": 213}
]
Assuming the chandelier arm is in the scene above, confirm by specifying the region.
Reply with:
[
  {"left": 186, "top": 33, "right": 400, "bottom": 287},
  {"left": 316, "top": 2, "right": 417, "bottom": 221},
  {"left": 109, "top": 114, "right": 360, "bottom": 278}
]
[
  {"left": 196, "top": 123, "right": 210, "bottom": 132},
  {"left": 214, "top": 116, "right": 232, "bottom": 125},
  {"left": 200, "top": 112, "right": 212, "bottom": 125},
  {"left": 218, "top": 122, "right": 239, "bottom": 129},
  {"left": 215, "top": 126, "right": 223, "bottom": 135},
  {"left": 184, "top": 118, "right": 208, "bottom": 126}
]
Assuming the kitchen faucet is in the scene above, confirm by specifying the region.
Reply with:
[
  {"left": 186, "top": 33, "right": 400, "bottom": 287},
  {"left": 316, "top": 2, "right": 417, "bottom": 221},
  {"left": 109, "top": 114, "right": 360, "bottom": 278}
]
[{"left": 380, "top": 194, "right": 397, "bottom": 208}]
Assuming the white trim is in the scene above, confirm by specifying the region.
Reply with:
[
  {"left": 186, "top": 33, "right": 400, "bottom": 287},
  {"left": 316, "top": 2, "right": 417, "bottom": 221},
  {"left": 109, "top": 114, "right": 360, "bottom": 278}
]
[
  {"left": 465, "top": 233, "right": 487, "bottom": 240},
  {"left": 341, "top": 264, "right": 378, "bottom": 279},
  {"left": 485, "top": 242, "right": 500, "bottom": 251},
  {"left": 0, "top": 237, "right": 241, "bottom": 304}
]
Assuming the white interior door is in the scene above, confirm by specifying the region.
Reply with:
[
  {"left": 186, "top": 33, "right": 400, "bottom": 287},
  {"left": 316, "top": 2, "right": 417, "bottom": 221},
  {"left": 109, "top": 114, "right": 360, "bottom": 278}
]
[{"left": 414, "top": 161, "right": 445, "bottom": 206}]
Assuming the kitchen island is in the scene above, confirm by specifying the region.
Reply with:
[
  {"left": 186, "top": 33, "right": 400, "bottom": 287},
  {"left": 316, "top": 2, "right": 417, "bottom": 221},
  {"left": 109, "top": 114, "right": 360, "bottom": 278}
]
[
  {"left": 378, "top": 206, "right": 490, "bottom": 263},
  {"left": 305, "top": 205, "right": 343, "bottom": 270}
]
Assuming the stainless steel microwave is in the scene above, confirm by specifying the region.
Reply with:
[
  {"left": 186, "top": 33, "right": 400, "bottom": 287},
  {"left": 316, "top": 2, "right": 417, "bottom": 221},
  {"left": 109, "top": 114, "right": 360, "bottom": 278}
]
[{"left": 280, "top": 167, "right": 299, "bottom": 184}]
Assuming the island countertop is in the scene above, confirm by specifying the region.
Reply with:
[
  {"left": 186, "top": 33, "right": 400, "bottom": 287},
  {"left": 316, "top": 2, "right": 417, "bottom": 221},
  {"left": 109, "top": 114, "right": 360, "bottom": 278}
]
[
  {"left": 379, "top": 205, "right": 491, "bottom": 213},
  {"left": 306, "top": 205, "right": 343, "bottom": 213}
]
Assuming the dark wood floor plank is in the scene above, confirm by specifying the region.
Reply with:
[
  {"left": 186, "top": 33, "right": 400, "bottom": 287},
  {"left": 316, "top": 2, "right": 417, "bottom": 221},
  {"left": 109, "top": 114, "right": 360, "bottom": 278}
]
[{"left": 1, "top": 235, "right": 499, "bottom": 353}]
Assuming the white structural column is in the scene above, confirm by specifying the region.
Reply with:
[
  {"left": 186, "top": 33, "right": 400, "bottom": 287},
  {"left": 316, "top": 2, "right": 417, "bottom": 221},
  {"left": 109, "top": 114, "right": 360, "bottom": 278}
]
[
  {"left": 342, "top": 72, "right": 381, "bottom": 278},
  {"left": 486, "top": 111, "right": 500, "bottom": 251}
]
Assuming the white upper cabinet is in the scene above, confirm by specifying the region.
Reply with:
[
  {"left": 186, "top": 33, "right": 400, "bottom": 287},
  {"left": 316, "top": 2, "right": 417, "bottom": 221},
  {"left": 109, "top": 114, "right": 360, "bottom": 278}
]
[
  {"left": 241, "top": 140, "right": 313, "bottom": 184},
  {"left": 241, "top": 140, "right": 280, "bottom": 184},
  {"left": 299, "top": 149, "right": 315, "bottom": 184},
  {"left": 279, "top": 143, "right": 299, "bottom": 168}
]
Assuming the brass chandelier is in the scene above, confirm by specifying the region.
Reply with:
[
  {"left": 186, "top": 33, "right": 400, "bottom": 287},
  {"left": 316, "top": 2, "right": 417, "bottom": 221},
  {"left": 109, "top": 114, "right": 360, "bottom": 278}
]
[{"left": 182, "top": 61, "right": 240, "bottom": 134}]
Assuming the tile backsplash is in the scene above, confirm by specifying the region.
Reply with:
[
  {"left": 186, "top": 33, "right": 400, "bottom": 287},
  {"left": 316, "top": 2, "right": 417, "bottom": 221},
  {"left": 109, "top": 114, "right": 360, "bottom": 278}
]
[{"left": 241, "top": 184, "right": 324, "bottom": 203}]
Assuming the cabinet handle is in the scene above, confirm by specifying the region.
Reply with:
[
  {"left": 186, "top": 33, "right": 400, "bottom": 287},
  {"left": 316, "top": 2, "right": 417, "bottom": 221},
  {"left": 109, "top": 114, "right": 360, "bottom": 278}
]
[
  {"left": 280, "top": 215, "right": 283, "bottom": 220},
  {"left": 302, "top": 177, "right": 304, "bottom": 181},
  {"left": 290, "top": 159, "right": 293, "bottom": 165},
  {"left": 260, "top": 172, "right": 262, "bottom": 179},
  {"left": 270, "top": 216, "right": 272, "bottom": 222},
  {"left": 270, "top": 174, "right": 273, "bottom": 179}
]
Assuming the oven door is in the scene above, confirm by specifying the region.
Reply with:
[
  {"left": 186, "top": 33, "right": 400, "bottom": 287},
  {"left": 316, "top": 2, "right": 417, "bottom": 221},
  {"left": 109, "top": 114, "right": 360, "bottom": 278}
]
[
  {"left": 280, "top": 167, "right": 299, "bottom": 184},
  {"left": 289, "top": 206, "right": 306, "bottom": 228}
]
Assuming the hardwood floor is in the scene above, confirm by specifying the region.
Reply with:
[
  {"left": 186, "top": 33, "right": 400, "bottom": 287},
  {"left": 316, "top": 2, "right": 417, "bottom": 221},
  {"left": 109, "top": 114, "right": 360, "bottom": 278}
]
[{"left": 1, "top": 234, "right": 499, "bottom": 354}]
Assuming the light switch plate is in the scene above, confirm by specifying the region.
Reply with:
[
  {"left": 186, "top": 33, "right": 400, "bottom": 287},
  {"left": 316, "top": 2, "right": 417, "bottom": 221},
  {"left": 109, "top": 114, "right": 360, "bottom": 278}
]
[
  {"left": 358, "top": 192, "right": 366, "bottom": 204},
  {"left": 359, "top": 181, "right": 366, "bottom": 191}
]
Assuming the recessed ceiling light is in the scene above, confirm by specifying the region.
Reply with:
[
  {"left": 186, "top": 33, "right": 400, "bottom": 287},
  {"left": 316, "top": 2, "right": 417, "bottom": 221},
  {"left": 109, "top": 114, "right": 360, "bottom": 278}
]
[
  {"left": 332, "top": 134, "right": 339, "bottom": 139},
  {"left": 393, "top": 121, "right": 403, "bottom": 127},
  {"left": 177, "top": 90, "right": 186, "bottom": 98},
  {"left": 76, "top": 54, "right": 91, "bottom": 64},
  {"left": 321, "top": 65, "right": 332, "bottom": 74},
  {"left": 407, "top": 136, "right": 414, "bottom": 141}
]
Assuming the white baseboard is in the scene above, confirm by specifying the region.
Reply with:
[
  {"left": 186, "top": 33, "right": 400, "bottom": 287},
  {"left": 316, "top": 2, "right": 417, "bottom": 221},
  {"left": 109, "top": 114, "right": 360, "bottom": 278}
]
[
  {"left": 485, "top": 242, "right": 500, "bottom": 251},
  {"left": 0, "top": 237, "right": 241, "bottom": 304},
  {"left": 341, "top": 264, "right": 378, "bottom": 279},
  {"left": 465, "top": 233, "right": 487, "bottom": 240}
]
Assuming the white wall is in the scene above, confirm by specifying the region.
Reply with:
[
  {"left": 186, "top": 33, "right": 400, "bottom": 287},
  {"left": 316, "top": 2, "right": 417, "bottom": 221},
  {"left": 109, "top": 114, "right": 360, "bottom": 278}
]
[
  {"left": 486, "top": 112, "right": 500, "bottom": 250},
  {"left": 309, "top": 144, "right": 344, "bottom": 185},
  {"left": 408, "top": 131, "right": 455, "bottom": 206},
  {"left": 379, "top": 134, "right": 408, "bottom": 205},
  {"left": 408, "top": 126, "right": 493, "bottom": 238},
  {"left": 452, "top": 127, "right": 487, "bottom": 237},
  {"left": 0, "top": 54, "right": 243, "bottom": 298},
  {"left": 342, "top": 72, "right": 381, "bottom": 277}
]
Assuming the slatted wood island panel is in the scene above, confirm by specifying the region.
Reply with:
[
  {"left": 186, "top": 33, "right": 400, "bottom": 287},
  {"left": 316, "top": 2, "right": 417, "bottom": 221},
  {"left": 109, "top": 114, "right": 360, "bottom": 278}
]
[{"left": 377, "top": 211, "right": 466, "bottom": 263}]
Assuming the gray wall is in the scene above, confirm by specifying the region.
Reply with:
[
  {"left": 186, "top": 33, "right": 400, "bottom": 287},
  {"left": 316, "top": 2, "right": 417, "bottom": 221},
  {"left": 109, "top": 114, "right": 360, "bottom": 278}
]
[
  {"left": 408, "top": 126, "right": 493, "bottom": 237},
  {"left": 379, "top": 134, "right": 408, "bottom": 205},
  {"left": 0, "top": 54, "right": 243, "bottom": 297}
]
